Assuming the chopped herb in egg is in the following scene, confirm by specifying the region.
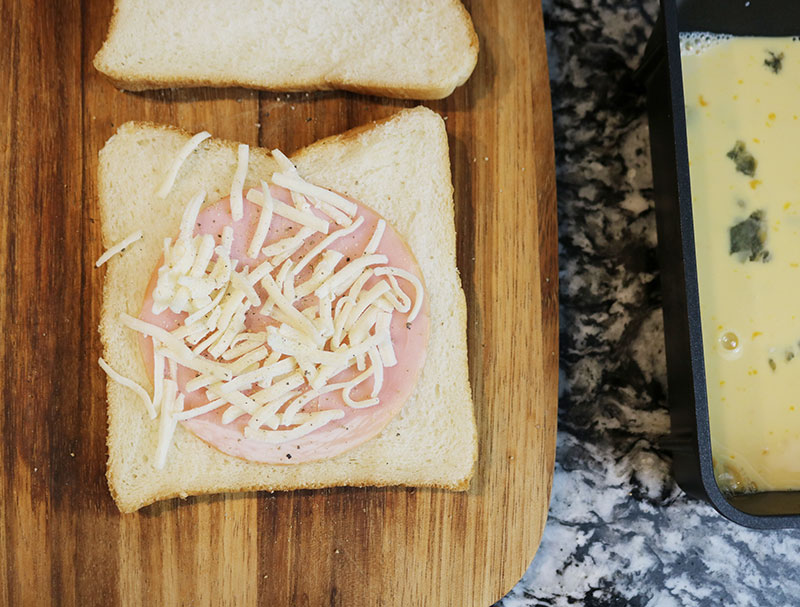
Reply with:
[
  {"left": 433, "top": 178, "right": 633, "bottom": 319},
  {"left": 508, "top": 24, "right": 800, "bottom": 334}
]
[
  {"left": 764, "top": 50, "right": 784, "bottom": 74},
  {"left": 727, "top": 140, "right": 757, "bottom": 177},
  {"left": 729, "top": 210, "right": 769, "bottom": 262}
]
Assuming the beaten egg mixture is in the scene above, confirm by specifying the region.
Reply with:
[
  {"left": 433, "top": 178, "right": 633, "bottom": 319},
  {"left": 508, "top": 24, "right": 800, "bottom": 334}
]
[{"left": 682, "top": 33, "right": 800, "bottom": 493}]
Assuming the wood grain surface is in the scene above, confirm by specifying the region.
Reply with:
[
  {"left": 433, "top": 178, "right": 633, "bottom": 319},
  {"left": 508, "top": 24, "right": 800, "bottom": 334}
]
[{"left": 0, "top": 0, "right": 558, "bottom": 605}]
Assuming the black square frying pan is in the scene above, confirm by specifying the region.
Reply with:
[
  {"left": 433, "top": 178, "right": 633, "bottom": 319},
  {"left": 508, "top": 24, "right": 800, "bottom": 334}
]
[{"left": 638, "top": 0, "right": 800, "bottom": 528}]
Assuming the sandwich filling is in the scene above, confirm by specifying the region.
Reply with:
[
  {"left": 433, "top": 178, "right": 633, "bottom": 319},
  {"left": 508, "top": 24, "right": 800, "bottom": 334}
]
[{"left": 124, "top": 152, "right": 429, "bottom": 468}]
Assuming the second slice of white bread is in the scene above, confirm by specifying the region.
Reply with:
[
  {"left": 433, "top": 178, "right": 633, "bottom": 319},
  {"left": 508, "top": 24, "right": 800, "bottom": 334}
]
[
  {"left": 93, "top": 0, "right": 479, "bottom": 99},
  {"left": 98, "top": 106, "right": 477, "bottom": 513}
]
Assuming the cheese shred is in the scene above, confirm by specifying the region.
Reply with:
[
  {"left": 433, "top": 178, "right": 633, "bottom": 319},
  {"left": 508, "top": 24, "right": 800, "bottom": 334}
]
[
  {"left": 247, "top": 181, "right": 274, "bottom": 258},
  {"left": 374, "top": 267, "right": 424, "bottom": 322},
  {"left": 230, "top": 144, "right": 249, "bottom": 221},
  {"left": 157, "top": 131, "right": 212, "bottom": 198},
  {"left": 154, "top": 380, "right": 181, "bottom": 469},
  {"left": 179, "top": 191, "right": 206, "bottom": 241},
  {"left": 98, "top": 357, "right": 156, "bottom": 419},
  {"left": 124, "top": 146, "right": 428, "bottom": 466},
  {"left": 271, "top": 172, "right": 358, "bottom": 216},
  {"left": 95, "top": 230, "right": 143, "bottom": 267}
]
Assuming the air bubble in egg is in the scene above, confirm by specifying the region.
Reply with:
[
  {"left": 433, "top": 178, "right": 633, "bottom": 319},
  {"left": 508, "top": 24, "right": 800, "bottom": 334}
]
[{"left": 720, "top": 331, "right": 739, "bottom": 351}]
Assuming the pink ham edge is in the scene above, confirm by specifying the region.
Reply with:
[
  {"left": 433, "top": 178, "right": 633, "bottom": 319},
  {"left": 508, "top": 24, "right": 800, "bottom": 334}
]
[{"left": 138, "top": 185, "right": 430, "bottom": 464}]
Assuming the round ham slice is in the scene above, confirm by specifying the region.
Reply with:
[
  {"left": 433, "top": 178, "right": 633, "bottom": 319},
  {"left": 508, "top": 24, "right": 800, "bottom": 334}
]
[{"left": 138, "top": 185, "right": 429, "bottom": 464}]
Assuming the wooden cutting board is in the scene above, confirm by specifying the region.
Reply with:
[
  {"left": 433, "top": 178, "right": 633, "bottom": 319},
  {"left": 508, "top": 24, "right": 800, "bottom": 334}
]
[{"left": 0, "top": 0, "right": 557, "bottom": 605}]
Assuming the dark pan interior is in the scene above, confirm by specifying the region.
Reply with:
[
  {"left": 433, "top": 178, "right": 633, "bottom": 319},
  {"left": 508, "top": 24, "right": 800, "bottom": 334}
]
[{"left": 678, "top": 0, "right": 800, "bottom": 36}]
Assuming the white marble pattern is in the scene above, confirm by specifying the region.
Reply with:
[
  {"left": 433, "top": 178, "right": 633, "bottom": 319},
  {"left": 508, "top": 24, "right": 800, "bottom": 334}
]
[{"left": 496, "top": 0, "right": 800, "bottom": 605}]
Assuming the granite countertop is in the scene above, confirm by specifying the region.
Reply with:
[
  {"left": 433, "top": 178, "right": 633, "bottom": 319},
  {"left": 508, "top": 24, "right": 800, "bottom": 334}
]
[{"left": 497, "top": 1, "right": 800, "bottom": 605}]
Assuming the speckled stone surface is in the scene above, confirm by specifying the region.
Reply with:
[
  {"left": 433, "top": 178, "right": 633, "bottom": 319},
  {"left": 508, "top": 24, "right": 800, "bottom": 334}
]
[{"left": 495, "top": 1, "right": 800, "bottom": 605}]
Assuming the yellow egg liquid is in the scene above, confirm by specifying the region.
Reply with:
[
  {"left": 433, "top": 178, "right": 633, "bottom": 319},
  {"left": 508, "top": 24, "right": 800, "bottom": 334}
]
[{"left": 682, "top": 33, "right": 800, "bottom": 493}]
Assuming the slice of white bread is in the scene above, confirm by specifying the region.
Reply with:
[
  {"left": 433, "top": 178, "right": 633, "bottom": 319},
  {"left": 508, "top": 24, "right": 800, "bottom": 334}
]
[
  {"left": 93, "top": 0, "right": 479, "bottom": 99},
  {"left": 98, "top": 106, "right": 477, "bottom": 512}
]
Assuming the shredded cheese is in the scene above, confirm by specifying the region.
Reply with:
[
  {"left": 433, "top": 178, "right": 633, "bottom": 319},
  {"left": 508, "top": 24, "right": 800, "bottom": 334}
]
[
  {"left": 331, "top": 297, "right": 354, "bottom": 349},
  {"left": 267, "top": 328, "right": 347, "bottom": 366},
  {"left": 256, "top": 356, "right": 295, "bottom": 388},
  {"left": 376, "top": 311, "right": 397, "bottom": 367},
  {"left": 129, "top": 147, "right": 429, "bottom": 463},
  {"left": 270, "top": 148, "right": 297, "bottom": 174},
  {"left": 274, "top": 259, "right": 293, "bottom": 289},
  {"left": 152, "top": 345, "right": 165, "bottom": 414},
  {"left": 373, "top": 267, "right": 424, "bottom": 322},
  {"left": 217, "top": 349, "right": 279, "bottom": 393},
  {"left": 318, "top": 294, "right": 334, "bottom": 339},
  {"left": 247, "top": 188, "right": 329, "bottom": 234},
  {"left": 187, "top": 234, "right": 216, "bottom": 279},
  {"left": 211, "top": 388, "right": 260, "bottom": 421},
  {"left": 230, "top": 144, "right": 249, "bottom": 221},
  {"left": 294, "top": 250, "right": 344, "bottom": 298},
  {"left": 173, "top": 397, "right": 225, "bottom": 421},
  {"left": 156, "top": 347, "right": 232, "bottom": 384},
  {"left": 314, "top": 199, "right": 353, "bottom": 227},
  {"left": 315, "top": 254, "right": 389, "bottom": 300},
  {"left": 121, "top": 313, "right": 230, "bottom": 380},
  {"left": 276, "top": 389, "right": 322, "bottom": 427},
  {"left": 247, "top": 258, "right": 275, "bottom": 286},
  {"left": 261, "top": 233, "right": 307, "bottom": 257},
  {"left": 271, "top": 172, "right": 358, "bottom": 217},
  {"left": 221, "top": 333, "right": 267, "bottom": 361},
  {"left": 294, "top": 215, "right": 364, "bottom": 275},
  {"left": 225, "top": 345, "right": 270, "bottom": 375},
  {"left": 154, "top": 380, "right": 181, "bottom": 469},
  {"left": 364, "top": 219, "right": 386, "bottom": 255},
  {"left": 98, "top": 357, "right": 156, "bottom": 419},
  {"left": 260, "top": 274, "right": 320, "bottom": 342},
  {"left": 248, "top": 390, "right": 302, "bottom": 429},
  {"left": 179, "top": 191, "right": 207, "bottom": 241},
  {"left": 157, "top": 131, "right": 211, "bottom": 198},
  {"left": 95, "top": 230, "right": 143, "bottom": 267},
  {"left": 347, "top": 308, "right": 380, "bottom": 352},
  {"left": 244, "top": 409, "right": 345, "bottom": 443},
  {"left": 380, "top": 273, "right": 412, "bottom": 314},
  {"left": 251, "top": 372, "right": 306, "bottom": 406},
  {"left": 184, "top": 284, "right": 227, "bottom": 327},
  {"left": 231, "top": 269, "right": 261, "bottom": 307},
  {"left": 290, "top": 190, "right": 310, "bottom": 211},
  {"left": 247, "top": 180, "right": 274, "bottom": 258},
  {"left": 270, "top": 227, "right": 314, "bottom": 267},
  {"left": 367, "top": 347, "right": 384, "bottom": 397},
  {"left": 345, "top": 282, "right": 391, "bottom": 333},
  {"left": 339, "top": 367, "right": 379, "bottom": 409},
  {"left": 208, "top": 311, "right": 247, "bottom": 359}
]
